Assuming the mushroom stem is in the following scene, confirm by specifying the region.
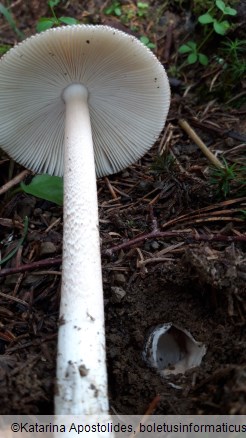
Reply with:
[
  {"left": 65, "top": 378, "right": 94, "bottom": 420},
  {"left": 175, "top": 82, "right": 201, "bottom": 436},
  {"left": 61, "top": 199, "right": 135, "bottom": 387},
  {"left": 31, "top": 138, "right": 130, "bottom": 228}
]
[{"left": 55, "top": 84, "right": 109, "bottom": 415}]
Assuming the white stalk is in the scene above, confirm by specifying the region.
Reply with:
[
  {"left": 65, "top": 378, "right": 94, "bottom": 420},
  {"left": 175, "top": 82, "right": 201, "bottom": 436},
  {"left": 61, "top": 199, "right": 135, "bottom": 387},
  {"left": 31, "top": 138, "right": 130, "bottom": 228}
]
[{"left": 55, "top": 84, "right": 109, "bottom": 416}]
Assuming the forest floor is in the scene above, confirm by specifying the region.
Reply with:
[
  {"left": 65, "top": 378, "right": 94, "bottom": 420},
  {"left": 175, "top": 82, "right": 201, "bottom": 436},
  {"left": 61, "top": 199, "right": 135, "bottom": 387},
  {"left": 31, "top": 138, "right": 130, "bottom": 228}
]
[{"left": 0, "top": 0, "right": 245, "bottom": 416}]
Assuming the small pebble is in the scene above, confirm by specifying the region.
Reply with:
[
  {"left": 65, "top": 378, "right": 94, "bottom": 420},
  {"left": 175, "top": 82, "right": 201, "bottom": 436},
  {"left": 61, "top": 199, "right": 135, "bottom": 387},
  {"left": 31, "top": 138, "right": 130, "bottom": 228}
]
[
  {"left": 151, "top": 241, "right": 160, "bottom": 250},
  {"left": 40, "top": 241, "right": 56, "bottom": 256},
  {"left": 111, "top": 286, "right": 126, "bottom": 302},
  {"left": 113, "top": 273, "right": 126, "bottom": 285},
  {"left": 33, "top": 208, "right": 42, "bottom": 217}
]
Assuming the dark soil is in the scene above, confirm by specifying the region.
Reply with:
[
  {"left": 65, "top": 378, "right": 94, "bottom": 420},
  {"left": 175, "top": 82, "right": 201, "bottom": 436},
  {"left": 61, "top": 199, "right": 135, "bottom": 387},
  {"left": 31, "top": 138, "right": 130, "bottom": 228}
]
[{"left": 0, "top": 0, "right": 245, "bottom": 416}]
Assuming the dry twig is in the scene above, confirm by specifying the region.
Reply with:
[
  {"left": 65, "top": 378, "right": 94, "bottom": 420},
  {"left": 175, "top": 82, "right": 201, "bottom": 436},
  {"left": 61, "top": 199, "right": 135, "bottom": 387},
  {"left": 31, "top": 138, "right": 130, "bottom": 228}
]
[
  {"left": 179, "top": 119, "right": 224, "bottom": 169},
  {"left": 0, "top": 170, "right": 30, "bottom": 196}
]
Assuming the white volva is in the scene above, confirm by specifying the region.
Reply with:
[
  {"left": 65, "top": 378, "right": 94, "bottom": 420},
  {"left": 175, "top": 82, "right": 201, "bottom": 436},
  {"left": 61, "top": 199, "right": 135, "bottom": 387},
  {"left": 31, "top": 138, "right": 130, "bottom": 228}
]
[{"left": 56, "top": 84, "right": 108, "bottom": 414}]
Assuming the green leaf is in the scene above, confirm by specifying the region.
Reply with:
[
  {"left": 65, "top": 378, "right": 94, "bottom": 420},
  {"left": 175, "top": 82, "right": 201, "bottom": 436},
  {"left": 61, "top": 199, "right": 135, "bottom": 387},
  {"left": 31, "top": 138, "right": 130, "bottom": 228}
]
[
  {"left": 48, "top": 0, "right": 60, "bottom": 7},
  {"left": 198, "top": 53, "right": 209, "bottom": 65},
  {"left": 140, "top": 36, "right": 149, "bottom": 45},
  {"left": 215, "top": 0, "right": 226, "bottom": 12},
  {"left": 187, "top": 41, "right": 197, "bottom": 50},
  {"left": 139, "top": 36, "right": 155, "bottom": 48},
  {"left": 114, "top": 7, "right": 122, "bottom": 16},
  {"left": 213, "top": 19, "right": 230, "bottom": 35},
  {"left": 137, "top": 2, "right": 149, "bottom": 8},
  {"left": 178, "top": 44, "right": 193, "bottom": 54},
  {"left": 21, "top": 175, "right": 63, "bottom": 206},
  {"left": 147, "top": 42, "right": 156, "bottom": 49},
  {"left": 59, "top": 16, "right": 79, "bottom": 25},
  {"left": 198, "top": 13, "right": 214, "bottom": 24},
  {"left": 104, "top": 3, "right": 121, "bottom": 16},
  {"left": 0, "top": 3, "right": 25, "bottom": 39},
  {"left": 104, "top": 6, "right": 113, "bottom": 14},
  {"left": 188, "top": 52, "right": 198, "bottom": 64},
  {"left": 36, "top": 18, "right": 57, "bottom": 32},
  {"left": 179, "top": 41, "right": 197, "bottom": 53},
  {"left": 223, "top": 5, "right": 237, "bottom": 15}
]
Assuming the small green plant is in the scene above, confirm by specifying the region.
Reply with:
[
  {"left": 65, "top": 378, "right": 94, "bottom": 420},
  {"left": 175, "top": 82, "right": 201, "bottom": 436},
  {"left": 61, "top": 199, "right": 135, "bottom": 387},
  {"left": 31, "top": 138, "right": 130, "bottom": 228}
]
[
  {"left": 221, "top": 37, "right": 246, "bottom": 57},
  {"left": 136, "top": 2, "right": 150, "bottom": 18},
  {"left": 140, "top": 36, "right": 156, "bottom": 49},
  {"left": 0, "top": 3, "right": 25, "bottom": 40},
  {"left": 104, "top": 2, "right": 150, "bottom": 22},
  {"left": 178, "top": 41, "right": 208, "bottom": 65},
  {"left": 219, "top": 38, "right": 246, "bottom": 80},
  {"left": 104, "top": 1, "right": 122, "bottom": 17},
  {"left": 198, "top": 0, "right": 237, "bottom": 35},
  {"left": 0, "top": 216, "right": 28, "bottom": 266},
  {"left": 209, "top": 158, "right": 246, "bottom": 198},
  {"left": 104, "top": 1, "right": 154, "bottom": 48},
  {"left": 151, "top": 153, "right": 176, "bottom": 174},
  {"left": 228, "top": 58, "right": 246, "bottom": 81},
  {"left": 37, "top": 0, "right": 79, "bottom": 33},
  {"left": 178, "top": 0, "right": 237, "bottom": 66}
]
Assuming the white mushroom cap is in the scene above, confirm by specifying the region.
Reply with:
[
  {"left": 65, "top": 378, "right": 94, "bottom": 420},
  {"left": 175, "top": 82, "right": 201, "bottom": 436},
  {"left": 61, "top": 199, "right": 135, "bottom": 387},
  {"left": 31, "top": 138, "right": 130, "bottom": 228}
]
[{"left": 0, "top": 25, "right": 170, "bottom": 177}]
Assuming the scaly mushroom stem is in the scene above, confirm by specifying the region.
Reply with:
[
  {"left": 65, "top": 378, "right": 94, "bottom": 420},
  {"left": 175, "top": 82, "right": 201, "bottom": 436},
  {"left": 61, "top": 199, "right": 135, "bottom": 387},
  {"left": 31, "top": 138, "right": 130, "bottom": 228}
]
[{"left": 55, "top": 84, "right": 109, "bottom": 415}]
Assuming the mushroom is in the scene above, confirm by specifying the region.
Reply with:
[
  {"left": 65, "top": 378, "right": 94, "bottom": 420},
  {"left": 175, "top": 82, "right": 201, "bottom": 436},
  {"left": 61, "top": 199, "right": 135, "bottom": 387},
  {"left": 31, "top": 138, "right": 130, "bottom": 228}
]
[{"left": 0, "top": 25, "right": 170, "bottom": 415}]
